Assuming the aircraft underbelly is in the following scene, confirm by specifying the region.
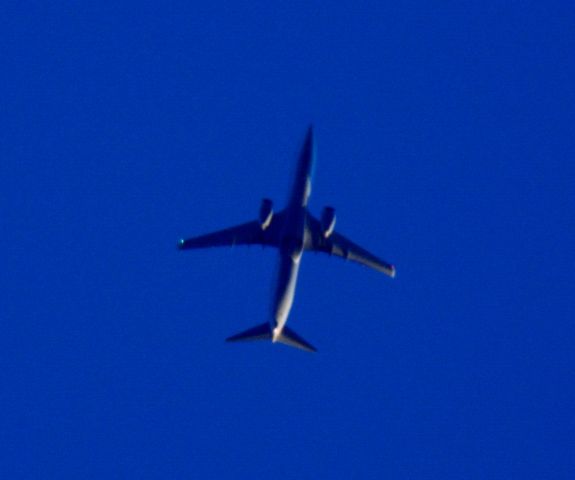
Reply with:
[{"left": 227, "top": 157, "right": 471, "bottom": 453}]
[{"left": 272, "top": 252, "right": 301, "bottom": 332}]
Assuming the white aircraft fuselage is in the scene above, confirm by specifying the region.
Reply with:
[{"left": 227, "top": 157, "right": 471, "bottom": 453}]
[{"left": 271, "top": 139, "right": 314, "bottom": 341}]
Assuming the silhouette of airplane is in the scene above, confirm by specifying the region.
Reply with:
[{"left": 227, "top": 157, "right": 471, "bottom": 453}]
[{"left": 178, "top": 126, "right": 395, "bottom": 352}]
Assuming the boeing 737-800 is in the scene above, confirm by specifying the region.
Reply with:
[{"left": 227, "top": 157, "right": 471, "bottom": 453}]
[{"left": 178, "top": 126, "right": 395, "bottom": 352}]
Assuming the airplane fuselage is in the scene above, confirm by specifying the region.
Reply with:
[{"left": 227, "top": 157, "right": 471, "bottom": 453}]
[
  {"left": 271, "top": 208, "right": 305, "bottom": 340},
  {"left": 270, "top": 134, "right": 315, "bottom": 341}
]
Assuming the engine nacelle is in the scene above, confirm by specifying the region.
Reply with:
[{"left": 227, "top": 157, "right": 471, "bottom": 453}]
[
  {"left": 320, "top": 206, "right": 336, "bottom": 238},
  {"left": 259, "top": 198, "right": 273, "bottom": 230}
]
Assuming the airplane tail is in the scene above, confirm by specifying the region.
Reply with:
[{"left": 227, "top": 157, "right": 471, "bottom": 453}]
[
  {"left": 276, "top": 325, "right": 317, "bottom": 353},
  {"left": 226, "top": 323, "right": 272, "bottom": 343},
  {"left": 226, "top": 323, "right": 316, "bottom": 353}
]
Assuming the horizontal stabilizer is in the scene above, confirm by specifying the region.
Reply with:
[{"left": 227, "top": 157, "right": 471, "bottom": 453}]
[
  {"left": 226, "top": 323, "right": 271, "bottom": 343},
  {"left": 277, "top": 326, "right": 317, "bottom": 353}
]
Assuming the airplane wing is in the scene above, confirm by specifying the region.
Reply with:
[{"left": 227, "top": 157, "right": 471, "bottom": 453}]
[
  {"left": 306, "top": 214, "right": 396, "bottom": 277},
  {"left": 178, "top": 212, "right": 285, "bottom": 250}
]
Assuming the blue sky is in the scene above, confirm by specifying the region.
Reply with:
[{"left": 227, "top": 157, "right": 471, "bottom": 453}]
[{"left": 2, "top": 1, "right": 574, "bottom": 478}]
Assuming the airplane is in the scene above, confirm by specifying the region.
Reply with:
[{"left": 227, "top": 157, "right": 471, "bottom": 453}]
[{"left": 178, "top": 126, "right": 395, "bottom": 352}]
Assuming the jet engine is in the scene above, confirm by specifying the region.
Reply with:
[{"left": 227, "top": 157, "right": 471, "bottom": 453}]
[
  {"left": 259, "top": 198, "right": 273, "bottom": 230},
  {"left": 320, "top": 206, "right": 336, "bottom": 238}
]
